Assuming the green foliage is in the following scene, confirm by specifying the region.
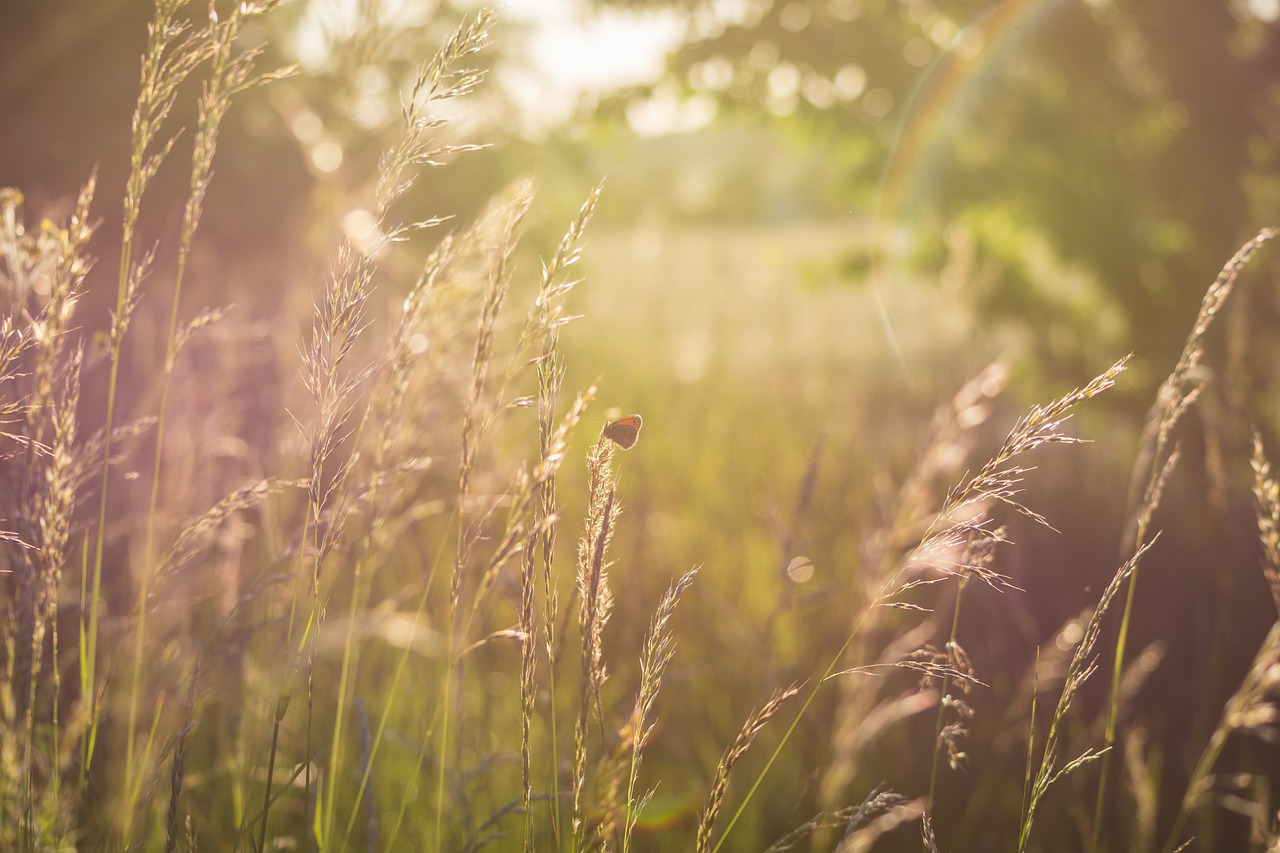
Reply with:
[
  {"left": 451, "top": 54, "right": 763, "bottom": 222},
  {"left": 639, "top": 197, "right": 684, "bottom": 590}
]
[{"left": 602, "top": 0, "right": 1280, "bottom": 380}]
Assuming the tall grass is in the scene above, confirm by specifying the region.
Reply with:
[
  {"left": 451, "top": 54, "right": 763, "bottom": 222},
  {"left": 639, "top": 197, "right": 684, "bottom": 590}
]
[
  {"left": 1091, "top": 226, "right": 1278, "bottom": 851},
  {"left": 1, "top": 3, "right": 1278, "bottom": 852}
]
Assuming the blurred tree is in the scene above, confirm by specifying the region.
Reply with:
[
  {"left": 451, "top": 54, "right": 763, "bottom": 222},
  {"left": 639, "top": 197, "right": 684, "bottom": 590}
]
[
  {"left": 595, "top": 0, "right": 1280, "bottom": 381},
  {"left": 0, "top": 0, "right": 540, "bottom": 467},
  {"left": 0, "top": 0, "right": 534, "bottom": 319}
]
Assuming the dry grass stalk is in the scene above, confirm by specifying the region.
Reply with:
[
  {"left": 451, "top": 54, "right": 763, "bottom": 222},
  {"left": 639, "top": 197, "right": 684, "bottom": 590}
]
[
  {"left": 572, "top": 428, "right": 619, "bottom": 846},
  {"left": 157, "top": 478, "right": 290, "bottom": 588},
  {"left": 86, "top": 5, "right": 218, "bottom": 840},
  {"left": 11, "top": 349, "right": 82, "bottom": 719},
  {"left": 525, "top": 181, "right": 604, "bottom": 848},
  {"left": 332, "top": 36, "right": 591, "bottom": 848},
  {"left": 354, "top": 699, "right": 378, "bottom": 852},
  {"left": 461, "top": 219, "right": 607, "bottom": 629},
  {"left": 1019, "top": 536, "right": 1157, "bottom": 851},
  {"left": 1163, "top": 619, "right": 1280, "bottom": 853},
  {"left": 0, "top": 318, "right": 31, "bottom": 461},
  {"left": 0, "top": 178, "right": 95, "bottom": 848},
  {"left": 615, "top": 567, "right": 698, "bottom": 851},
  {"left": 1252, "top": 433, "right": 1280, "bottom": 616},
  {"left": 92, "top": 0, "right": 215, "bottom": 578},
  {"left": 163, "top": 660, "right": 199, "bottom": 853},
  {"left": 1127, "top": 228, "right": 1279, "bottom": 557},
  {"left": 259, "top": 13, "right": 497, "bottom": 850},
  {"left": 1094, "top": 228, "right": 1278, "bottom": 847},
  {"left": 13, "top": 180, "right": 96, "bottom": 437},
  {"left": 1123, "top": 728, "right": 1159, "bottom": 852},
  {"left": 837, "top": 794, "right": 925, "bottom": 853},
  {"left": 520, "top": 382, "right": 599, "bottom": 852},
  {"left": 452, "top": 187, "right": 533, "bottom": 615},
  {"left": 762, "top": 786, "right": 916, "bottom": 853},
  {"left": 372, "top": 229, "right": 472, "bottom": 476},
  {"left": 881, "top": 355, "right": 1129, "bottom": 606},
  {"left": 278, "top": 180, "right": 387, "bottom": 841},
  {"left": 566, "top": 412, "right": 649, "bottom": 849},
  {"left": 5, "top": 180, "right": 95, "bottom": 718},
  {"left": 519, "top": 527, "right": 540, "bottom": 852},
  {"left": 119, "top": 1, "right": 216, "bottom": 254},
  {"left": 518, "top": 179, "right": 605, "bottom": 359},
  {"left": 322, "top": 227, "right": 469, "bottom": 848},
  {"left": 435, "top": 184, "right": 539, "bottom": 850},
  {"left": 132, "top": 3, "right": 290, "bottom": 819},
  {"left": 864, "top": 360, "right": 1011, "bottom": 586},
  {"left": 1120, "top": 229, "right": 1278, "bottom": 590},
  {"left": 1158, "top": 440, "right": 1280, "bottom": 852},
  {"left": 882, "top": 360, "right": 1124, "bottom": 846},
  {"left": 924, "top": 531, "right": 997, "bottom": 809},
  {"left": 7, "top": 349, "right": 83, "bottom": 845},
  {"left": 302, "top": 11, "right": 493, "bottom": 602},
  {"left": 310, "top": 20, "right": 514, "bottom": 837},
  {"left": 921, "top": 812, "right": 939, "bottom": 853},
  {"left": 696, "top": 683, "right": 803, "bottom": 853},
  {"left": 821, "top": 359, "right": 1125, "bottom": 820}
]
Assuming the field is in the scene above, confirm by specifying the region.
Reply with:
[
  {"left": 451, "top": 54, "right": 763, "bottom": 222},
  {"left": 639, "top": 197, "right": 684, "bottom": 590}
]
[{"left": 2, "top": 3, "right": 1279, "bottom": 852}]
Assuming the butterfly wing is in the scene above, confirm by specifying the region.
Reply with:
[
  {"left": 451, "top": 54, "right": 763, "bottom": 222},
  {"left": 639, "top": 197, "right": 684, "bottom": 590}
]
[{"left": 605, "top": 414, "right": 643, "bottom": 449}]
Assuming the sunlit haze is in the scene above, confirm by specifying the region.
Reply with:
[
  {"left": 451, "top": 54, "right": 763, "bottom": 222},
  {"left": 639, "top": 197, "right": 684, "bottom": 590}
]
[
  {"left": 4, "top": 1, "right": 1279, "bottom": 849},
  {"left": 497, "top": 0, "right": 686, "bottom": 133}
]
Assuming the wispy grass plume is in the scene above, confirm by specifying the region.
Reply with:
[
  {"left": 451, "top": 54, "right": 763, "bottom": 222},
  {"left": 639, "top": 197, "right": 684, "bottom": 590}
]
[
  {"left": 261, "top": 12, "right": 497, "bottom": 851},
  {"left": 1092, "top": 227, "right": 1277, "bottom": 848},
  {"left": 1159, "top": 435, "right": 1280, "bottom": 852},
  {"left": 699, "top": 683, "right": 803, "bottom": 853},
  {"left": 88, "top": 7, "right": 215, "bottom": 827},
  {"left": 1019, "top": 536, "right": 1157, "bottom": 851},
  {"left": 618, "top": 567, "right": 698, "bottom": 852},
  {"left": 1, "top": 178, "right": 95, "bottom": 850},
  {"left": 526, "top": 180, "right": 604, "bottom": 849},
  {"left": 571, "top": 425, "right": 623, "bottom": 848},
  {"left": 127, "top": 6, "right": 291, "bottom": 833}
]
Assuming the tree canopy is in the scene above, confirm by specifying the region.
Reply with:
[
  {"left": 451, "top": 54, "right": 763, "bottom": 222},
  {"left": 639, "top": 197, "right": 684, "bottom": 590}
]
[{"left": 598, "top": 0, "right": 1280, "bottom": 378}]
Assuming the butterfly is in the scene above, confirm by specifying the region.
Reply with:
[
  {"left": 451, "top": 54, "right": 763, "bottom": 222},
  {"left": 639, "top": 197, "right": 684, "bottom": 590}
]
[{"left": 604, "top": 414, "right": 643, "bottom": 450}]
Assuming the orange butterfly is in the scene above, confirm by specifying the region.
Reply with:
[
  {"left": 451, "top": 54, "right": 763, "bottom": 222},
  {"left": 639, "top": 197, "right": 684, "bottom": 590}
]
[{"left": 604, "top": 414, "right": 643, "bottom": 450}]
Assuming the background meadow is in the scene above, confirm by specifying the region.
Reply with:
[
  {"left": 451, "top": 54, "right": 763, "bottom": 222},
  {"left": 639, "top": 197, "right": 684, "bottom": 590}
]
[{"left": 2, "top": 1, "right": 1280, "bottom": 851}]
